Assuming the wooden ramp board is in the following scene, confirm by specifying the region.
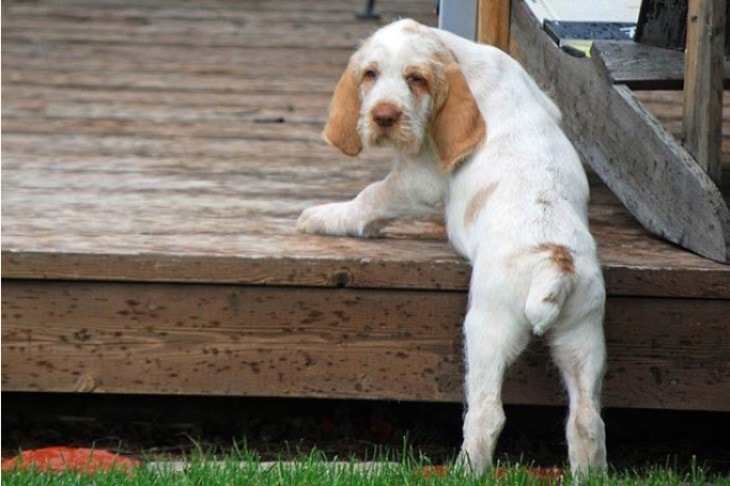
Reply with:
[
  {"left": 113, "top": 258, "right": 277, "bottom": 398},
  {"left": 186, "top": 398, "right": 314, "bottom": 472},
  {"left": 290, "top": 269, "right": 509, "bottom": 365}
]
[
  {"left": 2, "top": 0, "right": 730, "bottom": 411},
  {"left": 593, "top": 41, "right": 730, "bottom": 90},
  {"left": 511, "top": 0, "right": 730, "bottom": 263}
]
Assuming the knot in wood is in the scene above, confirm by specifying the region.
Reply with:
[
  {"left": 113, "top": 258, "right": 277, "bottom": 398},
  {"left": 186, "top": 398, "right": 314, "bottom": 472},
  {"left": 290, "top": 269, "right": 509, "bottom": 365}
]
[{"left": 331, "top": 270, "right": 352, "bottom": 287}]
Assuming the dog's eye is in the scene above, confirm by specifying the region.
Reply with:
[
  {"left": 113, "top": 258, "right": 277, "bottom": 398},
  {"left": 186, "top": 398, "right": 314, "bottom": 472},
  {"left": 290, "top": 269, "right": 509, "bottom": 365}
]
[
  {"left": 364, "top": 69, "right": 378, "bottom": 81},
  {"left": 406, "top": 74, "right": 426, "bottom": 85}
]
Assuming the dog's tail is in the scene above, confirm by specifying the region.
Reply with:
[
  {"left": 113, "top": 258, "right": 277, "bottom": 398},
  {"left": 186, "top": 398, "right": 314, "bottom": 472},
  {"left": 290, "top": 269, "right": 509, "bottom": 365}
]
[{"left": 524, "top": 244, "right": 576, "bottom": 336}]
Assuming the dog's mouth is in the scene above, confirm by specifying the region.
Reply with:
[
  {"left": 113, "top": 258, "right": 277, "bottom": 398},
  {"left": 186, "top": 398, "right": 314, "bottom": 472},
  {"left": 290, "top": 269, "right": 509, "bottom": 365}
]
[
  {"left": 365, "top": 118, "right": 422, "bottom": 154},
  {"left": 373, "top": 124, "right": 399, "bottom": 140}
]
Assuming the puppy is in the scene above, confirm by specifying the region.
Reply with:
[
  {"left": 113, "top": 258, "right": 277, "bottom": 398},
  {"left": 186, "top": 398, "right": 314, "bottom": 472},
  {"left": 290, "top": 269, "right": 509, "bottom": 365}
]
[{"left": 297, "top": 19, "right": 607, "bottom": 476}]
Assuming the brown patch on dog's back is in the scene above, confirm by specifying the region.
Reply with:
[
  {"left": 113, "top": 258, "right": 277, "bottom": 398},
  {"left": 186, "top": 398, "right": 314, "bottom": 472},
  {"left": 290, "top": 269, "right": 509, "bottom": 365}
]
[
  {"left": 535, "top": 243, "right": 575, "bottom": 275},
  {"left": 464, "top": 182, "right": 498, "bottom": 226}
]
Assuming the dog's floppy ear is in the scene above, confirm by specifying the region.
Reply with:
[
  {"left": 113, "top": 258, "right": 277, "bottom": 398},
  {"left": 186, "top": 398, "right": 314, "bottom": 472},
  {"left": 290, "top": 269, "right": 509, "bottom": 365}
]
[
  {"left": 431, "top": 62, "right": 486, "bottom": 173},
  {"left": 322, "top": 58, "right": 362, "bottom": 157}
]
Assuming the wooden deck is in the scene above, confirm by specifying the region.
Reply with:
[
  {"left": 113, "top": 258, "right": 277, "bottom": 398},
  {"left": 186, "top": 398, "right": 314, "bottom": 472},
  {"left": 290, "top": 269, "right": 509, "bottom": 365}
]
[{"left": 2, "top": 0, "right": 729, "bottom": 411}]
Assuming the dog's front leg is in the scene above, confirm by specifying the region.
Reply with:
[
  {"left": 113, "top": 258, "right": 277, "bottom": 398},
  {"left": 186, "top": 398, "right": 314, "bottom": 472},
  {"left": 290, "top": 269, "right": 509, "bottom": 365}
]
[{"left": 297, "top": 158, "right": 444, "bottom": 237}]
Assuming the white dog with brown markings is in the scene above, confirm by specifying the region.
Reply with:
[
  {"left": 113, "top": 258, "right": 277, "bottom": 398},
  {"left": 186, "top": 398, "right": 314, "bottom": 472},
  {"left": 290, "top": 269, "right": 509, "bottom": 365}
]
[{"left": 297, "top": 19, "right": 607, "bottom": 476}]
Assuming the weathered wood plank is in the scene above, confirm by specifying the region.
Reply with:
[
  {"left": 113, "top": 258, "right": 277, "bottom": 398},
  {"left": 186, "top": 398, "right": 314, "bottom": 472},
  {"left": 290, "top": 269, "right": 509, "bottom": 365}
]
[
  {"left": 1, "top": 83, "right": 331, "bottom": 108},
  {"left": 2, "top": 11, "right": 425, "bottom": 32},
  {"left": 2, "top": 0, "right": 730, "bottom": 416},
  {"left": 634, "top": 90, "right": 730, "bottom": 181},
  {"left": 478, "top": 0, "right": 511, "bottom": 50},
  {"left": 2, "top": 151, "right": 729, "bottom": 298},
  {"left": 4, "top": 70, "right": 339, "bottom": 95},
  {"left": 683, "top": 0, "right": 725, "bottom": 186},
  {"left": 1, "top": 116, "right": 328, "bottom": 142},
  {"left": 0, "top": 162, "right": 704, "bottom": 232},
  {"left": 2, "top": 54, "right": 344, "bottom": 78},
  {"left": 0, "top": 152, "right": 393, "bottom": 174},
  {"left": 632, "top": 0, "right": 730, "bottom": 55},
  {"left": 5, "top": 0, "right": 429, "bottom": 17},
  {"left": 511, "top": 0, "right": 730, "bottom": 262},
  {"left": 4, "top": 234, "right": 730, "bottom": 299},
  {"left": 592, "top": 41, "right": 730, "bottom": 90},
  {"left": 1, "top": 91, "right": 331, "bottom": 124},
  {"left": 3, "top": 281, "right": 728, "bottom": 411},
  {"left": 3, "top": 94, "right": 727, "bottom": 165},
  {"left": 0, "top": 4, "right": 434, "bottom": 48},
  {"left": 2, "top": 27, "right": 364, "bottom": 50},
  {"left": 3, "top": 119, "right": 328, "bottom": 146},
  {"left": 4, "top": 0, "right": 730, "bottom": 300},
  {"left": 1, "top": 133, "right": 346, "bottom": 160},
  {"left": 635, "top": 0, "right": 688, "bottom": 50},
  {"left": 0, "top": 282, "right": 467, "bottom": 401},
  {"left": 2, "top": 44, "right": 355, "bottom": 67}
]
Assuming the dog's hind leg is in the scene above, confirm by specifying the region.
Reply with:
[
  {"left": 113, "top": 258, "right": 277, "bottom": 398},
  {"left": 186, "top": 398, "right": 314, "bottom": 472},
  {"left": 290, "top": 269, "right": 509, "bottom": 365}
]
[
  {"left": 549, "top": 312, "right": 607, "bottom": 478},
  {"left": 458, "top": 297, "right": 531, "bottom": 475}
]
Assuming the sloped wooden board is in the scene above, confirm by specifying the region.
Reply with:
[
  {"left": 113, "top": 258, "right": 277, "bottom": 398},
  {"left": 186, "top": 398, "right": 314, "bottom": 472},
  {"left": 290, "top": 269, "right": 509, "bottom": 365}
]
[{"left": 511, "top": 0, "right": 730, "bottom": 263}]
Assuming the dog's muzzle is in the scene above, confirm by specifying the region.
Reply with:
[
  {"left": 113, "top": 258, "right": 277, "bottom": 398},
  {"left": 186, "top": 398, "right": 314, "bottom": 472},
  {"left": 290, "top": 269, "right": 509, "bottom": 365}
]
[{"left": 371, "top": 103, "right": 402, "bottom": 128}]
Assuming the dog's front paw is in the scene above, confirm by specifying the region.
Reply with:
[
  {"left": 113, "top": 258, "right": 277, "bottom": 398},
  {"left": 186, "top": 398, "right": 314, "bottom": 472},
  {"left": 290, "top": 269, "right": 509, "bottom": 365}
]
[
  {"left": 297, "top": 202, "right": 371, "bottom": 237},
  {"left": 297, "top": 203, "right": 358, "bottom": 236}
]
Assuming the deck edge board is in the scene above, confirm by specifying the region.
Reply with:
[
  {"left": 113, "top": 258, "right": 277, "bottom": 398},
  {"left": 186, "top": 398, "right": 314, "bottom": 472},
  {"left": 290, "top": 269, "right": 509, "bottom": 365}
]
[{"left": 3, "top": 249, "right": 729, "bottom": 299}]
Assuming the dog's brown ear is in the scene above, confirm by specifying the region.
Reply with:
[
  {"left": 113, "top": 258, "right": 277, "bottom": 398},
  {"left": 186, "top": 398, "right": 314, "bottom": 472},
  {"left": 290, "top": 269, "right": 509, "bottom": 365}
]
[
  {"left": 322, "top": 59, "right": 363, "bottom": 157},
  {"left": 431, "top": 63, "right": 486, "bottom": 172}
]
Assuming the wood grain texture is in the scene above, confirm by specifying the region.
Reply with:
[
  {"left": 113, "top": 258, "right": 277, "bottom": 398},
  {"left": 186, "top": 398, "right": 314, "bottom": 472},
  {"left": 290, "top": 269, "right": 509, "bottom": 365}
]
[
  {"left": 2, "top": 0, "right": 730, "bottom": 296},
  {"left": 3, "top": 0, "right": 730, "bottom": 412},
  {"left": 635, "top": 0, "right": 688, "bottom": 50},
  {"left": 593, "top": 41, "right": 730, "bottom": 90},
  {"left": 2, "top": 280, "right": 729, "bottom": 411},
  {"left": 477, "top": 0, "right": 511, "bottom": 50},
  {"left": 634, "top": 90, "right": 730, "bottom": 185},
  {"left": 683, "top": 0, "right": 725, "bottom": 186},
  {"left": 511, "top": 0, "right": 730, "bottom": 263}
]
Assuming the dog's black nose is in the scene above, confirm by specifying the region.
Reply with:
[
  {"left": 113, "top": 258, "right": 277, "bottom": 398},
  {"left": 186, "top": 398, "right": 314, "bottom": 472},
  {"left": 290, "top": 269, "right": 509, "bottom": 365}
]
[{"left": 372, "top": 103, "right": 402, "bottom": 127}]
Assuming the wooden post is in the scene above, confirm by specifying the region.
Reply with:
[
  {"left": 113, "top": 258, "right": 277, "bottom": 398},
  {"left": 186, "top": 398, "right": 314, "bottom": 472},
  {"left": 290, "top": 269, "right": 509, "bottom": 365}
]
[
  {"left": 682, "top": 0, "right": 725, "bottom": 186},
  {"left": 478, "top": 0, "right": 511, "bottom": 50}
]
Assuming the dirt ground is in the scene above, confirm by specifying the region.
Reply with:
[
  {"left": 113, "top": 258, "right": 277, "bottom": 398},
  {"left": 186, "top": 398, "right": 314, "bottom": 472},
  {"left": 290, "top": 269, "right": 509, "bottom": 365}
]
[{"left": 3, "top": 392, "right": 728, "bottom": 475}]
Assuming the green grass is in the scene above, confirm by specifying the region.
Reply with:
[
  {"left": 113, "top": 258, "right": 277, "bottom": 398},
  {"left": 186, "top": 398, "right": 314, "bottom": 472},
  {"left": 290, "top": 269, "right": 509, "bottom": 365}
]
[{"left": 3, "top": 448, "right": 730, "bottom": 485}]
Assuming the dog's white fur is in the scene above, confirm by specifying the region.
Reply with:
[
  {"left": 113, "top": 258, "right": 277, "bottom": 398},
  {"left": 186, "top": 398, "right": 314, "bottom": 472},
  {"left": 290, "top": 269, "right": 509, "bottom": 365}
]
[{"left": 297, "top": 19, "right": 607, "bottom": 476}]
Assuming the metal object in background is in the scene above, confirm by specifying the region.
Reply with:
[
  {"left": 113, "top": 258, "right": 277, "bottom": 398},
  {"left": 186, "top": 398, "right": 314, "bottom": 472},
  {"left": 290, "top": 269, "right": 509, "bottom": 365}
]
[
  {"left": 438, "top": 0, "right": 478, "bottom": 40},
  {"left": 355, "top": 0, "right": 380, "bottom": 20}
]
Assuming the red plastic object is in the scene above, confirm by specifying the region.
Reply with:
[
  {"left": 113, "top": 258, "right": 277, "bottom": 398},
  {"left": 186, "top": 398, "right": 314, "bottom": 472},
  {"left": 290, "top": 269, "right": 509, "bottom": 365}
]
[
  {"left": 2, "top": 447, "right": 139, "bottom": 474},
  {"left": 419, "top": 465, "right": 564, "bottom": 483},
  {"left": 500, "top": 467, "right": 565, "bottom": 483},
  {"left": 419, "top": 465, "right": 448, "bottom": 478}
]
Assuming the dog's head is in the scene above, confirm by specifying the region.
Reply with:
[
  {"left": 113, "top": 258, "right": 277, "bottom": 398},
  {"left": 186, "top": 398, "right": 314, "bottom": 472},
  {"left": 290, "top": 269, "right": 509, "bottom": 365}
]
[{"left": 322, "top": 19, "right": 486, "bottom": 172}]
